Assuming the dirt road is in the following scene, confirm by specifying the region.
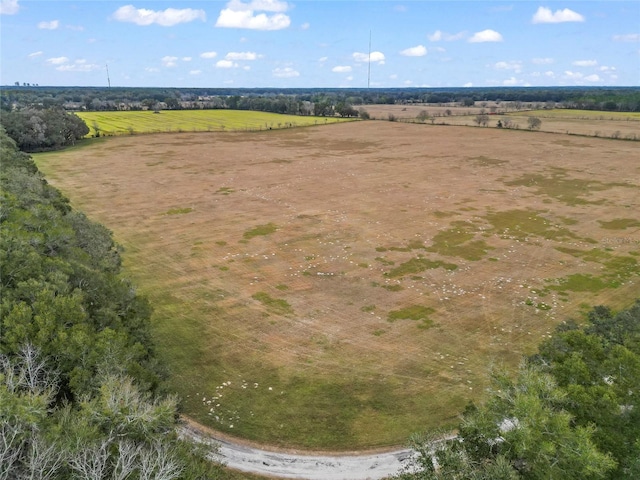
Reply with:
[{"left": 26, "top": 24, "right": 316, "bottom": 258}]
[{"left": 179, "top": 420, "right": 417, "bottom": 479}]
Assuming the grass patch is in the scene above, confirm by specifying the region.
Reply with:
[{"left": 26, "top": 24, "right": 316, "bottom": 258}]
[
  {"left": 388, "top": 305, "right": 435, "bottom": 329},
  {"left": 243, "top": 222, "right": 278, "bottom": 240},
  {"left": 427, "top": 225, "right": 494, "bottom": 261},
  {"left": 164, "top": 207, "right": 193, "bottom": 215},
  {"left": 381, "top": 284, "right": 403, "bottom": 292},
  {"left": 468, "top": 155, "right": 508, "bottom": 167},
  {"left": 485, "top": 209, "right": 578, "bottom": 241},
  {"left": 251, "top": 292, "right": 293, "bottom": 315},
  {"left": 385, "top": 257, "right": 457, "bottom": 278},
  {"left": 598, "top": 218, "right": 640, "bottom": 230},
  {"left": 216, "top": 187, "right": 235, "bottom": 195}
]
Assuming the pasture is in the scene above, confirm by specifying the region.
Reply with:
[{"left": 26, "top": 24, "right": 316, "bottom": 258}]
[
  {"left": 362, "top": 105, "right": 640, "bottom": 139},
  {"left": 36, "top": 121, "right": 640, "bottom": 450},
  {"left": 76, "top": 109, "right": 353, "bottom": 136}
]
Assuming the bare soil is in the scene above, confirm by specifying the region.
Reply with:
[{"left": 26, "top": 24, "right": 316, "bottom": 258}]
[{"left": 37, "top": 122, "right": 640, "bottom": 449}]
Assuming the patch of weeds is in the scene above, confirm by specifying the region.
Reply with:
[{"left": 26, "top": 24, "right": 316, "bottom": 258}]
[
  {"left": 372, "top": 329, "right": 386, "bottom": 336},
  {"left": 559, "top": 216, "right": 579, "bottom": 226},
  {"left": 275, "top": 284, "right": 289, "bottom": 291},
  {"left": 216, "top": 186, "right": 235, "bottom": 195},
  {"left": 215, "top": 240, "right": 227, "bottom": 246},
  {"left": 164, "top": 207, "right": 193, "bottom": 215},
  {"left": 304, "top": 255, "right": 316, "bottom": 261},
  {"left": 243, "top": 222, "right": 278, "bottom": 240},
  {"left": 389, "top": 246, "right": 411, "bottom": 252},
  {"left": 410, "top": 276, "right": 423, "bottom": 281},
  {"left": 302, "top": 270, "right": 312, "bottom": 277},
  {"left": 407, "top": 240, "right": 426, "bottom": 250},
  {"left": 433, "top": 211, "right": 455, "bottom": 218},
  {"left": 251, "top": 292, "right": 293, "bottom": 315},
  {"left": 218, "top": 266, "right": 229, "bottom": 271},
  {"left": 375, "top": 246, "right": 388, "bottom": 252},
  {"left": 525, "top": 298, "right": 534, "bottom": 306},
  {"left": 358, "top": 263, "right": 369, "bottom": 268},
  {"left": 547, "top": 274, "right": 611, "bottom": 293},
  {"left": 361, "top": 305, "right": 376, "bottom": 312},
  {"left": 536, "top": 302, "right": 552, "bottom": 311},
  {"left": 272, "top": 159, "right": 292, "bottom": 164},
  {"left": 385, "top": 258, "right": 457, "bottom": 278},
  {"left": 598, "top": 218, "right": 640, "bottom": 230},
  {"left": 488, "top": 257, "right": 499, "bottom": 262},
  {"left": 485, "top": 209, "right": 578, "bottom": 241},
  {"left": 504, "top": 169, "right": 630, "bottom": 206},
  {"left": 381, "top": 284, "right": 403, "bottom": 292},
  {"left": 375, "top": 257, "right": 395, "bottom": 266},
  {"left": 388, "top": 305, "right": 435, "bottom": 329},
  {"left": 427, "top": 226, "right": 494, "bottom": 261}
]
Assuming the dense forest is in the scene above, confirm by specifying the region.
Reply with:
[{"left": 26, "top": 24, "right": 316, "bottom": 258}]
[
  {"left": 1, "top": 85, "right": 639, "bottom": 115},
  {"left": 0, "top": 127, "right": 228, "bottom": 478}
]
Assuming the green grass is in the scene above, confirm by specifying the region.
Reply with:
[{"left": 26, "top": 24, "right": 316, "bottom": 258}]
[
  {"left": 426, "top": 225, "right": 494, "bottom": 261},
  {"left": 484, "top": 209, "right": 579, "bottom": 241},
  {"left": 385, "top": 257, "right": 458, "bottom": 278},
  {"left": 598, "top": 218, "right": 640, "bottom": 230},
  {"left": 164, "top": 207, "right": 193, "bottom": 215},
  {"left": 243, "top": 223, "right": 278, "bottom": 240},
  {"left": 388, "top": 305, "right": 435, "bottom": 329},
  {"left": 251, "top": 292, "right": 293, "bottom": 315},
  {"left": 78, "top": 110, "right": 355, "bottom": 137}
]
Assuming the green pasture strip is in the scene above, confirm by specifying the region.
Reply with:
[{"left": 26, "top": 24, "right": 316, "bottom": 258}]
[
  {"left": 77, "top": 110, "right": 354, "bottom": 136},
  {"left": 505, "top": 109, "right": 640, "bottom": 120}
]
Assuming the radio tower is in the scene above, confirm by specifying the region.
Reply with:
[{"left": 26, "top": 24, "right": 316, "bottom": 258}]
[{"left": 367, "top": 30, "right": 372, "bottom": 89}]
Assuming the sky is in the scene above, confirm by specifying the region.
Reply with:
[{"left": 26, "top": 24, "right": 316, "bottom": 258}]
[{"left": 1, "top": 0, "right": 639, "bottom": 88}]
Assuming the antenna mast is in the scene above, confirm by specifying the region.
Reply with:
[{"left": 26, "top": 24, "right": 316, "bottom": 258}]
[
  {"left": 367, "top": 30, "right": 372, "bottom": 89},
  {"left": 106, "top": 64, "right": 111, "bottom": 88}
]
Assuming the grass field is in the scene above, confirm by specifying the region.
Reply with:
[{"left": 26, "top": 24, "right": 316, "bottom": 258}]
[
  {"left": 77, "top": 110, "right": 354, "bottom": 136},
  {"left": 35, "top": 121, "right": 640, "bottom": 450}
]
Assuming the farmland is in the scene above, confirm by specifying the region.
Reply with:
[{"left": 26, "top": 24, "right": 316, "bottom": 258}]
[
  {"left": 35, "top": 120, "right": 640, "bottom": 450},
  {"left": 77, "top": 109, "right": 354, "bottom": 137}
]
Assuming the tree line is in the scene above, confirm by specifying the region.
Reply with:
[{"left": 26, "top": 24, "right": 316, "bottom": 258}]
[
  {"left": 2, "top": 86, "right": 639, "bottom": 114},
  {"left": 0, "top": 128, "right": 230, "bottom": 478}
]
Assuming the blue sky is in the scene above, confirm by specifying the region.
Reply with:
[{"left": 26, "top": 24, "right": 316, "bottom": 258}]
[{"left": 1, "top": 1, "right": 638, "bottom": 88}]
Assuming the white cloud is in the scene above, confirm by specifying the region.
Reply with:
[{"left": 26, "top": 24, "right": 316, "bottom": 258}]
[
  {"left": 28, "top": 51, "right": 43, "bottom": 58},
  {"left": 346, "top": 76, "right": 354, "bottom": 81},
  {"left": 332, "top": 65, "right": 352, "bottom": 73},
  {"left": 200, "top": 51, "right": 218, "bottom": 59},
  {"left": 38, "top": 20, "right": 59, "bottom": 30},
  {"left": 145, "top": 67, "right": 159, "bottom": 72},
  {"left": 56, "top": 60, "right": 100, "bottom": 72},
  {"left": 318, "top": 56, "right": 328, "bottom": 63},
  {"left": 503, "top": 76, "right": 519, "bottom": 86},
  {"left": 0, "top": 0, "right": 19, "bottom": 15},
  {"left": 112, "top": 5, "right": 206, "bottom": 26},
  {"left": 389, "top": 74, "right": 398, "bottom": 80},
  {"left": 353, "top": 51, "right": 385, "bottom": 64},
  {"left": 428, "top": 30, "right": 465, "bottom": 42},
  {"left": 469, "top": 29, "right": 503, "bottom": 43},
  {"left": 612, "top": 33, "right": 639, "bottom": 42},
  {"left": 572, "top": 59, "right": 597, "bottom": 67},
  {"left": 182, "top": 57, "right": 192, "bottom": 62},
  {"left": 400, "top": 45, "right": 427, "bottom": 57},
  {"left": 225, "top": 51, "right": 261, "bottom": 60},
  {"left": 301, "top": 22, "right": 310, "bottom": 30},
  {"left": 564, "top": 70, "right": 583, "bottom": 79},
  {"left": 494, "top": 61, "right": 522, "bottom": 72},
  {"left": 273, "top": 67, "right": 299, "bottom": 78},
  {"left": 532, "top": 7, "right": 585, "bottom": 24},
  {"left": 545, "top": 71, "right": 555, "bottom": 78},
  {"left": 584, "top": 74, "right": 601, "bottom": 82},
  {"left": 463, "top": 82, "right": 473, "bottom": 87},
  {"left": 599, "top": 65, "right": 616, "bottom": 72},
  {"left": 46, "top": 56, "right": 69, "bottom": 65},
  {"left": 189, "top": 70, "right": 202, "bottom": 75},
  {"left": 532, "top": 57, "right": 554, "bottom": 65},
  {"left": 216, "top": 59, "right": 238, "bottom": 68},
  {"left": 215, "top": 0, "right": 290, "bottom": 30},
  {"left": 161, "top": 56, "right": 178, "bottom": 67}
]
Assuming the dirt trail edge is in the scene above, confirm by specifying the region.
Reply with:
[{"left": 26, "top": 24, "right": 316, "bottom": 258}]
[{"left": 179, "top": 418, "right": 418, "bottom": 479}]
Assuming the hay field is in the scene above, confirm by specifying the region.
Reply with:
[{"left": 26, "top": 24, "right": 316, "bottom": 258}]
[
  {"left": 35, "top": 122, "right": 640, "bottom": 449},
  {"left": 362, "top": 105, "right": 640, "bottom": 139},
  {"left": 77, "top": 110, "right": 353, "bottom": 137}
]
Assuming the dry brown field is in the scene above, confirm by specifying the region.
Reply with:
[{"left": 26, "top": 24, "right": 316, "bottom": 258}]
[
  {"left": 36, "top": 122, "right": 640, "bottom": 449},
  {"left": 362, "top": 104, "right": 640, "bottom": 139}
]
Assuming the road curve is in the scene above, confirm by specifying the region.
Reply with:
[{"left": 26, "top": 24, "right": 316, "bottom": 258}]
[{"left": 179, "top": 418, "right": 417, "bottom": 479}]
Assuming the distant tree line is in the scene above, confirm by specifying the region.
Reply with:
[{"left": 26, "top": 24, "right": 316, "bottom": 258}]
[
  {"left": 0, "top": 128, "right": 227, "bottom": 478},
  {"left": 2, "top": 86, "right": 639, "bottom": 114},
  {"left": 396, "top": 301, "right": 640, "bottom": 480}
]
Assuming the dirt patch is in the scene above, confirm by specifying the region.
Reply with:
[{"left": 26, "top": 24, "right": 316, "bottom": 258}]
[{"left": 36, "top": 123, "right": 640, "bottom": 449}]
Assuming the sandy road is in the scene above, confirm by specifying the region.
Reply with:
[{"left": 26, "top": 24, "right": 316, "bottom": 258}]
[{"left": 179, "top": 419, "right": 417, "bottom": 479}]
